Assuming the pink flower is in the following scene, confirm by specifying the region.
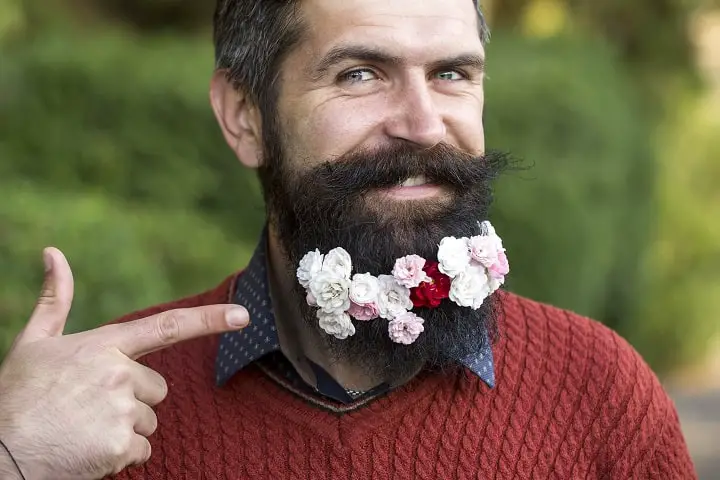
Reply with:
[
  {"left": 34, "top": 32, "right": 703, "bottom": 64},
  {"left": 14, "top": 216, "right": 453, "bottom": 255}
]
[
  {"left": 468, "top": 235, "right": 499, "bottom": 268},
  {"left": 348, "top": 301, "right": 380, "bottom": 321},
  {"left": 388, "top": 312, "right": 425, "bottom": 345},
  {"left": 488, "top": 251, "right": 510, "bottom": 279},
  {"left": 392, "top": 255, "right": 431, "bottom": 288},
  {"left": 307, "top": 291, "right": 318, "bottom": 307}
]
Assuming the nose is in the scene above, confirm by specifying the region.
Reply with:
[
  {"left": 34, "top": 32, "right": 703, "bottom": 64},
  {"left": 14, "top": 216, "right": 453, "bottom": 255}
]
[{"left": 384, "top": 83, "right": 446, "bottom": 148}]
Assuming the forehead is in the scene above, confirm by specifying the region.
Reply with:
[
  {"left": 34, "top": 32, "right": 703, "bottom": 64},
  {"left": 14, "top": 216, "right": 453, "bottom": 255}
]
[{"left": 298, "top": 0, "right": 484, "bottom": 60}]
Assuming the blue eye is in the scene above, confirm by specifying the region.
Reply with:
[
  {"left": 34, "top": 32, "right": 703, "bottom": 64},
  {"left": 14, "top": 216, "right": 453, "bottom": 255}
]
[
  {"left": 435, "top": 70, "right": 465, "bottom": 81},
  {"left": 340, "top": 68, "right": 378, "bottom": 84}
]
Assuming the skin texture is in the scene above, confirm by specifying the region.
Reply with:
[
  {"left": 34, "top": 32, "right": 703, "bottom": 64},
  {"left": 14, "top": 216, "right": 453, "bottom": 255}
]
[
  {"left": 210, "top": 0, "right": 488, "bottom": 390},
  {"left": 0, "top": 248, "right": 250, "bottom": 479}
]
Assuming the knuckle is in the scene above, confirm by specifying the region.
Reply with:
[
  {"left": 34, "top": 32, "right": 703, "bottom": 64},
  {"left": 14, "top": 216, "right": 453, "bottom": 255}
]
[
  {"left": 108, "top": 429, "right": 134, "bottom": 459},
  {"left": 155, "top": 312, "right": 183, "bottom": 344},
  {"left": 103, "top": 365, "right": 132, "bottom": 389},
  {"left": 114, "top": 397, "right": 136, "bottom": 418}
]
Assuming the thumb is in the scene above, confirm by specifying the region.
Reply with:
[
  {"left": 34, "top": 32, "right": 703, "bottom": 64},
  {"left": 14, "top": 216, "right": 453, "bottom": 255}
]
[{"left": 21, "top": 247, "right": 75, "bottom": 343}]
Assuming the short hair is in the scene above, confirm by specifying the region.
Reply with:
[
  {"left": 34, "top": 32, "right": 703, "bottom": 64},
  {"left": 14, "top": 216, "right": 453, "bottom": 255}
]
[{"left": 213, "top": 0, "right": 489, "bottom": 112}]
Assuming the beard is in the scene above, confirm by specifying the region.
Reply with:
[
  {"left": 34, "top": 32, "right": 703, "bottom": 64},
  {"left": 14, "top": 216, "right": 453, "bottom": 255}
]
[{"left": 258, "top": 133, "right": 512, "bottom": 384}]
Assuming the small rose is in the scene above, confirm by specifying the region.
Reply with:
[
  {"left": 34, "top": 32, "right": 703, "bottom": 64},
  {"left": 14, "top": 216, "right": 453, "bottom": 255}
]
[
  {"left": 317, "top": 310, "right": 356, "bottom": 339},
  {"left": 488, "top": 250, "right": 510, "bottom": 279},
  {"left": 388, "top": 312, "right": 425, "bottom": 345},
  {"left": 377, "top": 275, "right": 413, "bottom": 320},
  {"left": 392, "top": 255, "right": 431, "bottom": 288},
  {"left": 409, "top": 261, "right": 451, "bottom": 308},
  {"left": 348, "top": 301, "right": 380, "bottom": 321},
  {"left": 449, "top": 265, "right": 491, "bottom": 309},
  {"left": 322, "top": 247, "right": 352, "bottom": 280},
  {"left": 309, "top": 270, "right": 351, "bottom": 314},
  {"left": 437, "top": 236, "right": 471, "bottom": 278},
  {"left": 468, "top": 235, "right": 499, "bottom": 268},
  {"left": 297, "top": 249, "right": 324, "bottom": 289},
  {"left": 349, "top": 273, "right": 380, "bottom": 305}
]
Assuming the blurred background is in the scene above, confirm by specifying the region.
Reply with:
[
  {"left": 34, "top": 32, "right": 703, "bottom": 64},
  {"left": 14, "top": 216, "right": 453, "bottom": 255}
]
[{"left": 0, "top": 0, "right": 718, "bottom": 476}]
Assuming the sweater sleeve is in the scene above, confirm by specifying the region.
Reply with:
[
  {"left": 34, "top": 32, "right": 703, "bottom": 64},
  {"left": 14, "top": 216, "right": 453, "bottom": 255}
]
[{"left": 644, "top": 402, "right": 698, "bottom": 479}]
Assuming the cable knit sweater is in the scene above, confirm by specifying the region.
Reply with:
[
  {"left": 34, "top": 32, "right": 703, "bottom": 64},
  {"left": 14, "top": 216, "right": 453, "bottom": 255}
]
[{"left": 111, "top": 272, "right": 696, "bottom": 479}]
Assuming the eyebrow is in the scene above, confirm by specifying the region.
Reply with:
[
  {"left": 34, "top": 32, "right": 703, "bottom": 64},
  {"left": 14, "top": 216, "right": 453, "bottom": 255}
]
[{"left": 309, "top": 45, "right": 485, "bottom": 80}]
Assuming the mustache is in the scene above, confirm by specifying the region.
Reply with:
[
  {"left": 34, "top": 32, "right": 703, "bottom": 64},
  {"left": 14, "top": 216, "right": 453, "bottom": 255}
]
[{"left": 303, "top": 142, "right": 512, "bottom": 197}]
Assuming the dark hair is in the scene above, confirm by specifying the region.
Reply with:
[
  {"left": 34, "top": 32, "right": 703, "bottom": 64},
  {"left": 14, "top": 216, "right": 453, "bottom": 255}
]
[{"left": 213, "top": 0, "right": 489, "bottom": 113}]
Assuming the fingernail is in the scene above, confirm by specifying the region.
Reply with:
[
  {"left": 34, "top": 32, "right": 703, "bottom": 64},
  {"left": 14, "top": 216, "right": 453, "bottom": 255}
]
[
  {"left": 43, "top": 249, "right": 53, "bottom": 273},
  {"left": 226, "top": 306, "right": 249, "bottom": 328}
]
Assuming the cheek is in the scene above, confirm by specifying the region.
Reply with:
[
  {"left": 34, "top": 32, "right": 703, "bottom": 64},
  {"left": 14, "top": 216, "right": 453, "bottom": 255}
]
[
  {"left": 295, "top": 96, "right": 388, "bottom": 160},
  {"left": 441, "top": 94, "right": 485, "bottom": 155}
]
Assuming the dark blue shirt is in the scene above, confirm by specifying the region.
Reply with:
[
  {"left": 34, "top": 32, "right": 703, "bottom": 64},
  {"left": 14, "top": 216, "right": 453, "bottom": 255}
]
[{"left": 215, "top": 231, "right": 495, "bottom": 403}]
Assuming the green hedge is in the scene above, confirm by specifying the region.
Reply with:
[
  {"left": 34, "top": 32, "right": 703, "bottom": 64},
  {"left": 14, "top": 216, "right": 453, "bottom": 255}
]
[
  {"left": 0, "top": 30, "right": 696, "bottom": 371},
  {"left": 483, "top": 34, "right": 655, "bottom": 333},
  {"left": 0, "top": 182, "right": 253, "bottom": 356}
]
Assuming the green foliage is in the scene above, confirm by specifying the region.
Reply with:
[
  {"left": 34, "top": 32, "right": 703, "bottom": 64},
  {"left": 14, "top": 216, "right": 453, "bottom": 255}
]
[
  {"left": 0, "top": 182, "right": 253, "bottom": 357},
  {"left": 631, "top": 98, "right": 720, "bottom": 371},
  {"left": 0, "top": 31, "right": 266, "bottom": 245},
  {"left": 484, "top": 33, "right": 655, "bottom": 331}
]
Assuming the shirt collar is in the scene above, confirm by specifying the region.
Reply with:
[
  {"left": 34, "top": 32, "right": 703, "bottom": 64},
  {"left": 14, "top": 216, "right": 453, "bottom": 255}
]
[{"left": 215, "top": 230, "right": 496, "bottom": 389}]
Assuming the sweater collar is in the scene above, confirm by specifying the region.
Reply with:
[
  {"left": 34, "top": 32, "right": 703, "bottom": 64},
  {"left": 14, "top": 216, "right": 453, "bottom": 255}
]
[{"left": 215, "top": 229, "right": 496, "bottom": 392}]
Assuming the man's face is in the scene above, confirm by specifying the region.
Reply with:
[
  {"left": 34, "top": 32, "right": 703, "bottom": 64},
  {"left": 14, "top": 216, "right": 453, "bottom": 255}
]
[
  {"left": 276, "top": 0, "right": 487, "bottom": 195},
  {"left": 216, "top": 0, "right": 504, "bottom": 381}
]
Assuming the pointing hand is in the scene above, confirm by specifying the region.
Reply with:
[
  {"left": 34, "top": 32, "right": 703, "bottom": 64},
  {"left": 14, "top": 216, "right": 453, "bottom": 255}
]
[{"left": 0, "top": 247, "right": 249, "bottom": 480}]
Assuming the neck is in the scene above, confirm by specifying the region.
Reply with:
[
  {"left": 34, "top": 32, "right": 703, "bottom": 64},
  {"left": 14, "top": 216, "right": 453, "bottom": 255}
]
[{"left": 266, "top": 226, "right": 420, "bottom": 392}]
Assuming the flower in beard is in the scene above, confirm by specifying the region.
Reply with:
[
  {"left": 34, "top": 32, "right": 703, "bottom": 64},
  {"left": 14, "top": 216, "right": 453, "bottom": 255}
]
[
  {"left": 322, "top": 247, "right": 352, "bottom": 280},
  {"left": 309, "top": 270, "right": 351, "bottom": 314},
  {"left": 437, "top": 237, "right": 471, "bottom": 278},
  {"left": 388, "top": 311, "right": 425, "bottom": 345},
  {"left": 488, "top": 250, "right": 510, "bottom": 280},
  {"left": 347, "top": 273, "right": 380, "bottom": 321},
  {"left": 410, "top": 261, "right": 451, "bottom": 308},
  {"left": 297, "top": 249, "right": 324, "bottom": 289},
  {"left": 449, "top": 264, "right": 492, "bottom": 309},
  {"left": 377, "top": 275, "right": 413, "bottom": 320},
  {"left": 317, "top": 310, "right": 355, "bottom": 339},
  {"left": 349, "top": 273, "right": 380, "bottom": 304},
  {"left": 468, "top": 235, "right": 499, "bottom": 268},
  {"left": 392, "top": 255, "right": 431, "bottom": 288},
  {"left": 348, "top": 301, "right": 380, "bottom": 321}
]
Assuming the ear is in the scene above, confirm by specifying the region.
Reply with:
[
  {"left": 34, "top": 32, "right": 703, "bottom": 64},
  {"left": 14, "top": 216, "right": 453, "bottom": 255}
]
[{"left": 210, "top": 70, "right": 263, "bottom": 169}]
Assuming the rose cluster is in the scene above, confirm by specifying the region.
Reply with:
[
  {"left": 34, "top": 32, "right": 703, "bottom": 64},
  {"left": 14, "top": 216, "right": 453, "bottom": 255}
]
[{"left": 296, "top": 221, "right": 509, "bottom": 345}]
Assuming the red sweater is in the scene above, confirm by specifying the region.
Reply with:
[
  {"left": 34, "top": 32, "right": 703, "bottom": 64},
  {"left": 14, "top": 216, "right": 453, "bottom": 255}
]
[{"left": 111, "top": 272, "right": 696, "bottom": 479}]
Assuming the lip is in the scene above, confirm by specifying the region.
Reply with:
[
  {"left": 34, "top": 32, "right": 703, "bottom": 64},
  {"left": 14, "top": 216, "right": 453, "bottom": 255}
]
[{"left": 381, "top": 184, "right": 443, "bottom": 200}]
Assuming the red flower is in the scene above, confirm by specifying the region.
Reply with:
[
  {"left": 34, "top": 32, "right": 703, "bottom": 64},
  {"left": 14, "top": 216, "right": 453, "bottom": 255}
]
[{"left": 410, "top": 261, "right": 451, "bottom": 308}]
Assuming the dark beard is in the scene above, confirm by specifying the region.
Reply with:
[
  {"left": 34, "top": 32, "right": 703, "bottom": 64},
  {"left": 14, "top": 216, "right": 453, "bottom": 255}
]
[{"left": 259, "top": 139, "right": 512, "bottom": 384}]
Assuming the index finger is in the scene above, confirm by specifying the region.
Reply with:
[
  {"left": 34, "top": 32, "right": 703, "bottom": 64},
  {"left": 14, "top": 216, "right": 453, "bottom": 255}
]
[{"left": 106, "top": 305, "right": 250, "bottom": 360}]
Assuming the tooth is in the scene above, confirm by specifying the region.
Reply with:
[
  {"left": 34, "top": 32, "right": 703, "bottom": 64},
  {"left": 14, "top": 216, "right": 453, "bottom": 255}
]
[{"left": 401, "top": 175, "right": 427, "bottom": 187}]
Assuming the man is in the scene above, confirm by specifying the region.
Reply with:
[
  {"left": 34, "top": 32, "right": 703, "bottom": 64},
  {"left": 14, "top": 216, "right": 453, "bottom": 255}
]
[{"left": 0, "top": 0, "right": 697, "bottom": 478}]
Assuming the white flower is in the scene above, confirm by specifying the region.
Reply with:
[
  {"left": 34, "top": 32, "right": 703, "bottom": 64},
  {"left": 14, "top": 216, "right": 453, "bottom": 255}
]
[
  {"left": 322, "top": 247, "right": 352, "bottom": 280},
  {"left": 309, "top": 270, "right": 351, "bottom": 314},
  {"left": 449, "top": 265, "right": 491, "bottom": 309},
  {"left": 488, "top": 275, "right": 504, "bottom": 295},
  {"left": 317, "top": 310, "right": 356, "bottom": 340},
  {"left": 376, "top": 275, "right": 413, "bottom": 320},
  {"left": 480, "top": 220, "right": 504, "bottom": 251},
  {"left": 437, "top": 236, "right": 471, "bottom": 278},
  {"left": 297, "top": 249, "right": 324, "bottom": 289},
  {"left": 468, "top": 235, "right": 499, "bottom": 268},
  {"left": 349, "top": 273, "right": 380, "bottom": 305}
]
